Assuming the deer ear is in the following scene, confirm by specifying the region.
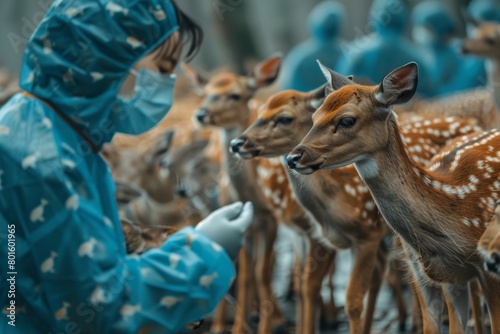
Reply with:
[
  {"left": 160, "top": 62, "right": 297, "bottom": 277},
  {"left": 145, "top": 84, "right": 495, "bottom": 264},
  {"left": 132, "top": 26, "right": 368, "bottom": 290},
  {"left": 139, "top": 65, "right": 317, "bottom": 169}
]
[
  {"left": 149, "top": 129, "right": 175, "bottom": 163},
  {"left": 317, "top": 60, "right": 354, "bottom": 92},
  {"left": 308, "top": 83, "right": 329, "bottom": 109},
  {"left": 250, "top": 54, "right": 282, "bottom": 89},
  {"left": 101, "top": 143, "right": 119, "bottom": 165},
  {"left": 375, "top": 62, "right": 418, "bottom": 106},
  {"left": 182, "top": 63, "right": 208, "bottom": 95}
]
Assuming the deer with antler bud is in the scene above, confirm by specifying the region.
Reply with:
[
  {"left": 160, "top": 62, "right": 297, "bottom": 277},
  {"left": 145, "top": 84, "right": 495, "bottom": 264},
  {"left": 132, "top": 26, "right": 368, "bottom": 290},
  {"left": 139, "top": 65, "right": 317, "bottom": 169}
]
[{"left": 289, "top": 62, "right": 500, "bottom": 333}]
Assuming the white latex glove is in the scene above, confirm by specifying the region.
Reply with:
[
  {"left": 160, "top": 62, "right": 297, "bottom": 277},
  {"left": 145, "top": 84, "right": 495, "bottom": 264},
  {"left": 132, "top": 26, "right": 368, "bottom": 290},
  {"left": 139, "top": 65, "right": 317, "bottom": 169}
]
[{"left": 195, "top": 202, "right": 254, "bottom": 260}]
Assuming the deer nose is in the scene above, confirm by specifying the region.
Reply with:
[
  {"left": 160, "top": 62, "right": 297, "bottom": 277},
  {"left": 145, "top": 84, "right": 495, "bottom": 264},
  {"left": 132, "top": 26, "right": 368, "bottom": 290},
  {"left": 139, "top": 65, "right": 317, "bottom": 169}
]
[
  {"left": 230, "top": 138, "right": 245, "bottom": 153},
  {"left": 195, "top": 108, "right": 209, "bottom": 123},
  {"left": 287, "top": 153, "right": 302, "bottom": 169}
]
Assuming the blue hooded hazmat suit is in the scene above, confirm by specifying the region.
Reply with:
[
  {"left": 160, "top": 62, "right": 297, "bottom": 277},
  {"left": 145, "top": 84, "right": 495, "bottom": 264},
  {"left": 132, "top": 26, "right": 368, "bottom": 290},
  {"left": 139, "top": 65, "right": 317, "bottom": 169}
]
[
  {"left": 338, "top": 0, "right": 434, "bottom": 97},
  {"left": 411, "top": 1, "right": 464, "bottom": 97},
  {"left": 0, "top": 1, "right": 235, "bottom": 333},
  {"left": 280, "top": 1, "right": 346, "bottom": 92}
]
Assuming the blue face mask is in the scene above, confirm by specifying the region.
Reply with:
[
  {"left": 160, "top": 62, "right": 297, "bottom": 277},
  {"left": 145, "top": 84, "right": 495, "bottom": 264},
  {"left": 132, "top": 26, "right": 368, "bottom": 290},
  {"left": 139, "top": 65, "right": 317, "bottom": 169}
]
[{"left": 110, "top": 69, "right": 176, "bottom": 135}]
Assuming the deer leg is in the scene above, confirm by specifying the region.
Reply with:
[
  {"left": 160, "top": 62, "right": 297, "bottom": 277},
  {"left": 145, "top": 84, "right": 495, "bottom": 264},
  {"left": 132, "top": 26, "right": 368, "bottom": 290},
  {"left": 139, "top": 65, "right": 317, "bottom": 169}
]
[
  {"left": 386, "top": 258, "right": 408, "bottom": 332},
  {"left": 254, "top": 224, "right": 286, "bottom": 334},
  {"left": 345, "top": 240, "right": 380, "bottom": 334},
  {"left": 293, "top": 244, "right": 304, "bottom": 333},
  {"left": 210, "top": 298, "right": 228, "bottom": 333},
  {"left": 483, "top": 275, "right": 500, "bottom": 334},
  {"left": 320, "top": 254, "right": 338, "bottom": 330},
  {"left": 408, "top": 263, "right": 444, "bottom": 334},
  {"left": 469, "top": 278, "right": 485, "bottom": 334},
  {"left": 362, "top": 241, "right": 387, "bottom": 334},
  {"left": 232, "top": 244, "right": 254, "bottom": 334},
  {"left": 300, "top": 240, "right": 336, "bottom": 334},
  {"left": 443, "top": 283, "right": 469, "bottom": 334},
  {"left": 409, "top": 280, "right": 423, "bottom": 333}
]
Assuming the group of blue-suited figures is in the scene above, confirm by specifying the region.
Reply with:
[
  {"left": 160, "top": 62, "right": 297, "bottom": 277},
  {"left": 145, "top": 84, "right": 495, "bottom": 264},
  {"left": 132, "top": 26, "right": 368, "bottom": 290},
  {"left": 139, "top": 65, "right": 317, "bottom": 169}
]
[{"left": 280, "top": 0, "right": 500, "bottom": 98}]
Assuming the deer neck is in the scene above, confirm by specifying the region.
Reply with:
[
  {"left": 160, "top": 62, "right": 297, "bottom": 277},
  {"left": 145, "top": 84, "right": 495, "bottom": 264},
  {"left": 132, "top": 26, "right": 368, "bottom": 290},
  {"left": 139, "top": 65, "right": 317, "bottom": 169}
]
[
  {"left": 219, "top": 108, "right": 258, "bottom": 200},
  {"left": 353, "top": 116, "right": 480, "bottom": 280}
]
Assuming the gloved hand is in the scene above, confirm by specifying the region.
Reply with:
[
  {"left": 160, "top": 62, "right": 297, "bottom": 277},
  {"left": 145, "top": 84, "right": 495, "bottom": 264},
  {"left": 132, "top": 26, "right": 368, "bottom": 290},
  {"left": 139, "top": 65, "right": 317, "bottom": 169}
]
[{"left": 195, "top": 202, "right": 254, "bottom": 260}]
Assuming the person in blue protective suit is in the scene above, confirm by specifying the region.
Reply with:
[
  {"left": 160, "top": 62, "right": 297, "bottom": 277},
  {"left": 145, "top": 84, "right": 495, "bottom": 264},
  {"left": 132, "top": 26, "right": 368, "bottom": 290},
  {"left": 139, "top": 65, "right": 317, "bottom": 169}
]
[
  {"left": 411, "top": 1, "right": 463, "bottom": 97},
  {"left": 456, "top": 0, "right": 500, "bottom": 90},
  {"left": 0, "top": 0, "right": 254, "bottom": 333},
  {"left": 338, "top": 0, "right": 434, "bottom": 97},
  {"left": 280, "top": 1, "right": 346, "bottom": 92}
]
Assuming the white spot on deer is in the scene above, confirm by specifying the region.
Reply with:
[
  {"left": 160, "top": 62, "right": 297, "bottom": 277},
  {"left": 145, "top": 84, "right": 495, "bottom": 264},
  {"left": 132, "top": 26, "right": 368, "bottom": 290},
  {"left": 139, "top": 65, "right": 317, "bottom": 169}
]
[
  {"left": 200, "top": 272, "right": 218, "bottom": 288},
  {"left": 485, "top": 173, "right": 492, "bottom": 179},
  {"left": 277, "top": 174, "right": 285, "bottom": 183},
  {"left": 126, "top": 37, "right": 143, "bottom": 49},
  {"left": 257, "top": 166, "right": 271, "bottom": 179},
  {"left": 106, "top": 2, "right": 129, "bottom": 16},
  {"left": 169, "top": 254, "right": 180, "bottom": 269},
  {"left": 362, "top": 211, "right": 368, "bottom": 219},
  {"left": 462, "top": 219, "right": 471, "bottom": 227},
  {"left": 161, "top": 296, "right": 183, "bottom": 309},
  {"left": 31, "top": 199, "right": 48, "bottom": 222},
  {"left": 90, "top": 72, "right": 104, "bottom": 82},
  {"left": 469, "top": 175, "right": 479, "bottom": 184},
  {"left": 78, "top": 237, "right": 98, "bottom": 258},
  {"left": 55, "top": 302, "right": 70, "bottom": 320},
  {"left": 423, "top": 120, "right": 431, "bottom": 126},
  {"left": 65, "top": 194, "right": 79, "bottom": 211},
  {"left": 22, "top": 153, "right": 38, "bottom": 170},
  {"left": 472, "top": 220, "right": 481, "bottom": 228},
  {"left": 365, "top": 201, "right": 375, "bottom": 210},
  {"left": 345, "top": 185, "right": 357, "bottom": 196},
  {"left": 0, "top": 126, "right": 10, "bottom": 135},
  {"left": 120, "top": 304, "right": 141, "bottom": 321},
  {"left": 432, "top": 181, "right": 441, "bottom": 190},
  {"left": 41, "top": 251, "right": 57, "bottom": 273},
  {"left": 442, "top": 131, "right": 450, "bottom": 138}
]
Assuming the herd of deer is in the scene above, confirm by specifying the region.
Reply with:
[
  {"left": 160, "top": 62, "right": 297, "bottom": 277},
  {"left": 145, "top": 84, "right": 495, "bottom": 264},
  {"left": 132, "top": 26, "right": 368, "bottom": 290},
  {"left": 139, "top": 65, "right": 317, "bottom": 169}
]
[{"left": 2, "top": 22, "right": 500, "bottom": 334}]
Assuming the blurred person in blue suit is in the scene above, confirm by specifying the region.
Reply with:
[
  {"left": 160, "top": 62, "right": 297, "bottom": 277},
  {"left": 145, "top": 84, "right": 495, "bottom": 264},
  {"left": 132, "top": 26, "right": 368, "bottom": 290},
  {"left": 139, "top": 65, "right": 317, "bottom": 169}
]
[
  {"left": 338, "top": 0, "right": 434, "bottom": 97},
  {"left": 280, "top": 1, "right": 346, "bottom": 92}
]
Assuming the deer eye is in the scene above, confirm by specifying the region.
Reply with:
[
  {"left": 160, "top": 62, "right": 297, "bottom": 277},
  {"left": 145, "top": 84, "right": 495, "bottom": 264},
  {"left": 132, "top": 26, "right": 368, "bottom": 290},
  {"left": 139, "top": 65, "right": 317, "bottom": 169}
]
[
  {"left": 485, "top": 37, "right": 496, "bottom": 45},
  {"left": 276, "top": 116, "right": 293, "bottom": 126},
  {"left": 339, "top": 117, "right": 356, "bottom": 128},
  {"left": 229, "top": 94, "right": 241, "bottom": 101}
]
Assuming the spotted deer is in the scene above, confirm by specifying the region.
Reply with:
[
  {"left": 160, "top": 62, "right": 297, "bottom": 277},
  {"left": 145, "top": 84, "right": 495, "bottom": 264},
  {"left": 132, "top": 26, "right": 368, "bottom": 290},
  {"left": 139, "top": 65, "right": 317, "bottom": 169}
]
[
  {"left": 103, "top": 129, "right": 219, "bottom": 227},
  {"left": 479, "top": 202, "right": 500, "bottom": 277},
  {"left": 289, "top": 62, "right": 500, "bottom": 333},
  {"left": 231, "top": 63, "right": 484, "bottom": 333},
  {"left": 183, "top": 56, "right": 323, "bottom": 334},
  {"left": 461, "top": 22, "right": 500, "bottom": 129}
]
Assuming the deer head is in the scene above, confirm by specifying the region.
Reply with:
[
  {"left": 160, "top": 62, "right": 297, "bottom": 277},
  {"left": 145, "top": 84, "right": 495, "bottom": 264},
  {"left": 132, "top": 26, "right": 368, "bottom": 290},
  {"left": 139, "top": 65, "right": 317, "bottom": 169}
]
[
  {"left": 462, "top": 22, "right": 500, "bottom": 60},
  {"left": 103, "top": 130, "right": 210, "bottom": 205},
  {"left": 231, "top": 64, "right": 354, "bottom": 159},
  {"left": 182, "top": 55, "right": 282, "bottom": 130},
  {"left": 478, "top": 201, "right": 500, "bottom": 276},
  {"left": 288, "top": 62, "right": 418, "bottom": 175}
]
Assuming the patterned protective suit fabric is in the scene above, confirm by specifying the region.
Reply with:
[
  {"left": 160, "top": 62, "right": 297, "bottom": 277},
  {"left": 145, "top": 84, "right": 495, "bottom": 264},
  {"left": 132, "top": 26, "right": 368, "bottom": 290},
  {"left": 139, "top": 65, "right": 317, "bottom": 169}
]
[
  {"left": 0, "top": 0, "right": 236, "bottom": 333},
  {"left": 411, "top": 1, "right": 465, "bottom": 97},
  {"left": 280, "top": 1, "right": 346, "bottom": 92},
  {"left": 338, "top": 0, "right": 434, "bottom": 97}
]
